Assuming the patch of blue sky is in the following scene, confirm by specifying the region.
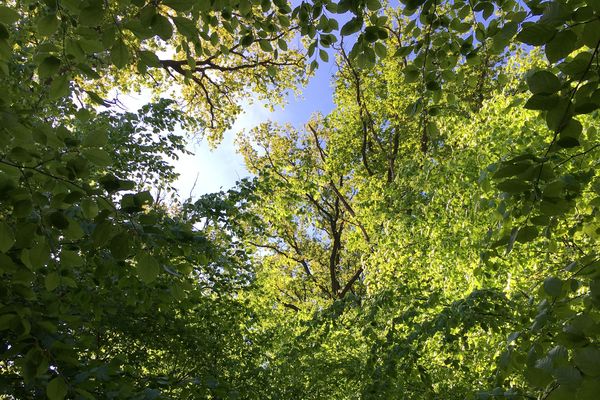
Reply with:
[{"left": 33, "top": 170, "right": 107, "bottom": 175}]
[
  {"left": 171, "top": 43, "right": 340, "bottom": 199},
  {"left": 122, "top": 1, "right": 415, "bottom": 199}
]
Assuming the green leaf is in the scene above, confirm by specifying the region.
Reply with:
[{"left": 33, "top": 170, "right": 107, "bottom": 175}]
[
  {"left": 560, "top": 118, "right": 582, "bottom": 139},
  {"left": 557, "top": 135, "right": 579, "bottom": 149},
  {"left": 319, "top": 49, "right": 329, "bottom": 62},
  {"left": 555, "top": 366, "right": 582, "bottom": 390},
  {"left": 516, "top": 226, "right": 538, "bottom": 243},
  {"left": 123, "top": 20, "right": 153, "bottom": 39},
  {"left": 110, "top": 233, "right": 131, "bottom": 260},
  {"left": 543, "top": 277, "right": 563, "bottom": 297},
  {"left": 364, "top": 26, "right": 379, "bottom": 43},
  {"left": 525, "top": 365, "right": 553, "bottom": 388},
  {"left": 0, "top": 222, "right": 15, "bottom": 253},
  {"left": 404, "top": 66, "right": 420, "bottom": 83},
  {"left": 527, "top": 70, "right": 561, "bottom": 95},
  {"left": 545, "top": 30, "right": 577, "bottom": 63},
  {"left": 82, "top": 149, "right": 112, "bottom": 167},
  {"left": 85, "top": 90, "right": 106, "bottom": 105},
  {"left": 110, "top": 40, "right": 130, "bottom": 69},
  {"left": 540, "top": 199, "right": 571, "bottom": 216},
  {"left": 0, "top": 23, "right": 7, "bottom": 40},
  {"left": 60, "top": 250, "right": 83, "bottom": 267},
  {"left": 13, "top": 199, "right": 33, "bottom": 218},
  {"left": 163, "top": 0, "right": 196, "bottom": 11},
  {"left": 493, "top": 162, "right": 532, "bottom": 179},
  {"left": 79, "top": 5, "right": 104, "bottom": 27},
  {"left": 543, "top": 180, "right": 564, "bottom": 198},
  {"left": 582, "top": 19, "right": 600, "bottom": 49},
  {"left": 99, "top": 174, "right": 135, "bottom": 192},
  {"left": 579, "top": 378, "right": 600, "bottom": 400},
  {"left": 49, "top": 211, "right": 69, "bottom": 230},
  {"left": 49, "top": 75, "right": 70, "bottom": 99},
  {"left": 92, "top": 221, "right": 115, "bottom": 246},
  {"left": 560, "top": 52, "right": 593, "bottom": 78},
  {"left": 173, "top": 17, "right": 197, "bottom": 40},
  {"left": 240, "top": 33, "right": 254, "bottom": 47},
  {"left": 546, "top": 385, "right": 573, "bottom": 400},
  {"left": 366, "top": 0, "right": 381, "bottom": 11},
  {"left": 277, "top": 38, "right": 288, "bottom": 51},
  {"left": 496, "top": 179, "right": 530, "bottom": 193},
  {"left": 590, "top": 0, "right": 600, "bottom": 13},
  {"left": 506, "top": 227, "right": 519, "bottom": 255},
  {"left": 151, "top": 14, "right": 173, "bottom": 40},
  {"left": 0, "top": 6, "right": 19, "bottom": 24},
  {"left": 82, "top": 131, "right": 108, "bottom": 147},
  {"left": 340, "top": 17, "right": 362, "bottom": 36},
  {"left": 574, "top": 347, "right": 600, "bottom": 377},
  {"left": 374, "top": 42, "right": 387, "bottom": 58},
  {"left": 47, "top": 377, "right": 68, "bottom": 400},
  {"left": 38, "top": 56, "right": 61, "bottom": 80},
  {"left": 135, "top": 191, "right": 153, "bottom": 207},
  {"left": 524, "top": 94, "right": 559, "bottom": 110},
  {"left": 0, "top": 313, "right": 16, "bottom": 330},
  {"left": 81, "top": 198, "right": 98, "bottom": 219},
  {"left": 37, "top": 14, "right": 59, "bottom": 36},
  {"left": 121, "top": 194, "right": 142, "bottom": 213},
  {"left": 139, "top": 50, "right": 161, "bottom": 68},
  {"left": 136, "top": 253, "right": 160, "bottom": 284},
  {"left": 516, "top": 23, "right": 556, "bottom": 45},
  {"left": 259, "top": 39, "right": 273, "bottom": 52},
  {"left": 45, "top": 272, "right": 60, "bottom": 292},
  {"left": 546, "top": 100, "right": 572, "bottom": 132},
  {"left": 239, "top": 0, "right": 252, "bottom": 15}
]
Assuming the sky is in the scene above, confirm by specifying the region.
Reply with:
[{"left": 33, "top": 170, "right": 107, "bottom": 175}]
[
  {"left": 168, "top": 50, "right": 340, "bottom": 200},
  {"left": 118, "top": 0, "right": 370, "bottom": 200},
  {"left": 164, "top": 0, "right": 373, "bottom": 199}
]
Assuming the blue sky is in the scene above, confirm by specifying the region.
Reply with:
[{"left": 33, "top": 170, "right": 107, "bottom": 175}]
[
  {"left": 121, "top": 1, "right": 376, "bottom": 199},
  {"left": 169, "top": 0, "right": 376, "bottom": 199},
  {"left": 170, "top": 52, "right": 339, "bottom": 199}
]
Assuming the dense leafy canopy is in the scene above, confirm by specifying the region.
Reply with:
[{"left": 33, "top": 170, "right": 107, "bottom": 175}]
[{"left": 1, "top": 0, "right": 599, "bottom": 399}]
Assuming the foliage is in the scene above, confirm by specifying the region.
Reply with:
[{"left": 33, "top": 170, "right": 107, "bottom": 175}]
[{"left": 1, "top": 0, "right": 600, "bottom": 399}]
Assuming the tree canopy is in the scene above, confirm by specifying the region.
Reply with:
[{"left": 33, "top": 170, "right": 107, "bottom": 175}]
[{"left": 1, "top": 0, "right": 599, "bottom": 399}]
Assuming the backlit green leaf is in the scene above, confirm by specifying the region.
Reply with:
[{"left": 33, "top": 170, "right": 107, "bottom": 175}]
[
  {"left": 111, "top": 40, "right": 130, "bottom": 69},
  {"left": 82, "top": 149, "right": 112, "bottom": 167}
]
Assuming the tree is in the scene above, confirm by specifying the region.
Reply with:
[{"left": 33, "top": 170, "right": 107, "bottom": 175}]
[
  {"left": 0, "top": 3, "right": 263, "bottom": 396},
  {"left": 237, "top": 2, "right": 600, "bottom": 397}
]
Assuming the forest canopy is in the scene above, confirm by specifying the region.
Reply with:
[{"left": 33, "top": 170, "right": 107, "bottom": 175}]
[{"left": 0, "top": 0, "right": 599, "bottom": 399}]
